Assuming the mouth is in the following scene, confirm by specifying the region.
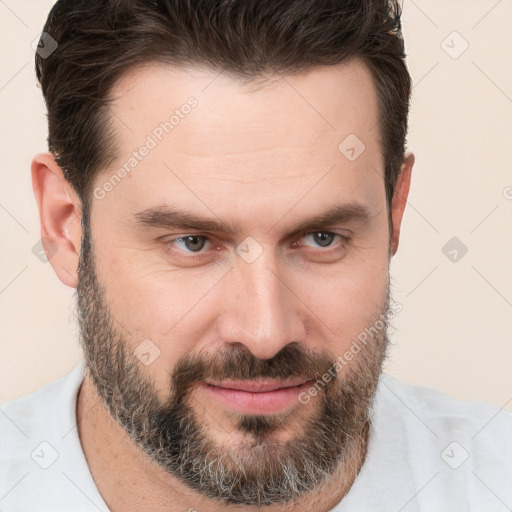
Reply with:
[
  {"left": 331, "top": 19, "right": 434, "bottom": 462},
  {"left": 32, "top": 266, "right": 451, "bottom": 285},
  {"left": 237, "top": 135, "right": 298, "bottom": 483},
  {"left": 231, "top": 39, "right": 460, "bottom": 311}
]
[{"left": 199, "top": 379, "right": 314, "bottom": 415}]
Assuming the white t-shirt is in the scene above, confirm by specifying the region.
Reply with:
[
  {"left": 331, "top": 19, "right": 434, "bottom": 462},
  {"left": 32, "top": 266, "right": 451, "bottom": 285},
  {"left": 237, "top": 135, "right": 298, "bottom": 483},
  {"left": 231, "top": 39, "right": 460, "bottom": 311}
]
[{"left": 1, "top": 363, "right": 511, "bottom": 511}]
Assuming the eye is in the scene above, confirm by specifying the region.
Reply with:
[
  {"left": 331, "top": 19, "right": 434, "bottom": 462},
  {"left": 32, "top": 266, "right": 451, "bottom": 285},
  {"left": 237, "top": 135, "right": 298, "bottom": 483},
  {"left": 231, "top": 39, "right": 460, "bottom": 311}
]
[
  {"left": 161, "top": 231, "right": 350, "bottom": 264},
  {"left": 170, "top": 235, "right": 211, "bottom": 253},
  {"left": 300, "top": 232, "right": 349, "bottom": 249}
]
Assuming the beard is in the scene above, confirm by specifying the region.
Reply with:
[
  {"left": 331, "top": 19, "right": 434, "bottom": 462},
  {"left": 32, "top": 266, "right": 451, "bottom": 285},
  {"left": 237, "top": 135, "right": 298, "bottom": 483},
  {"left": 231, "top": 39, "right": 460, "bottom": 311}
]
[{"left": 76, "top": 212, "right": 392, "bottom": 507}]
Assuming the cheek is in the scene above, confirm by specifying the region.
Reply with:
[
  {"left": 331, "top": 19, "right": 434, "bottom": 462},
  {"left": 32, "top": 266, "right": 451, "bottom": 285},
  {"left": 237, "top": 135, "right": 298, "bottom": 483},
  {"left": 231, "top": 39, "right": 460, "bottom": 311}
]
[
  {"left": 291, "top": 251, "right": 389, "bottom": 351},
  {"left": 97, "top": 250, "right": 221, "bottom": 378}
]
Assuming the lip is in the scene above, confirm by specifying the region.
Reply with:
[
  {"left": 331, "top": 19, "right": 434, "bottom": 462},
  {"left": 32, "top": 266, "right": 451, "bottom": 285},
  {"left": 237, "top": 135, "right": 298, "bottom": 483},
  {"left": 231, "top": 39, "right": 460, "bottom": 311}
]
[
  {"left": 199, "top": 379, "right": 314, "bottom": 415},
  {"left": 205, "top": 378, "right": 309, "bottom": 393}
]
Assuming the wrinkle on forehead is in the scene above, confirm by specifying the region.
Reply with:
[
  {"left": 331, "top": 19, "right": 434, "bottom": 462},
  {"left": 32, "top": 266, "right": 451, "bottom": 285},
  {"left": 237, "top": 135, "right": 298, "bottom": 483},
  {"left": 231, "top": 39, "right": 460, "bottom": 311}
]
[
  {"left": 105, "top": 58, "right": 379, "bottom": 154},
  {"left": 93, "top": 59, "right": 384, "bottom": 218}
]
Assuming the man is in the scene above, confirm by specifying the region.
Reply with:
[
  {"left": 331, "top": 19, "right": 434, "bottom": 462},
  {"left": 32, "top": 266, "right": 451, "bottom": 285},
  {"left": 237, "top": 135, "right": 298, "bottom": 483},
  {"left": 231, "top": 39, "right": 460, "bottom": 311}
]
[{"left": 1, "top": 0, "right": 511, "bottom": 511}]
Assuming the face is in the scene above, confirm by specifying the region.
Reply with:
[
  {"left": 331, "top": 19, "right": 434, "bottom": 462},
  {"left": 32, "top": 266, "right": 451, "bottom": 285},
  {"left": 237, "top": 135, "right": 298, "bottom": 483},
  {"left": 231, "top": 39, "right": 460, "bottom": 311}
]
[{"left": 76, "top": 60, "right": 397, "bottom": 506}]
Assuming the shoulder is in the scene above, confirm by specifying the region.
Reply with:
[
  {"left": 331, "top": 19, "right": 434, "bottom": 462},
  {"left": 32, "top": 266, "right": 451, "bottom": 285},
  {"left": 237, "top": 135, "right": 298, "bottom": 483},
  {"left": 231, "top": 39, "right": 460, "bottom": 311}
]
[
  {"left": 375, "top": 374, "right": 512, "bottom": 506},
  {"left": 0, "top": 364, "right": 85, "bottom": 440},
  {"left": 0, "top": 364, "right": 99, "bottom": 511},
  {"left": 377, "top": 373, "right": 512, "bottom": 440},
  {"left": 338, "top": 376, "right": 512, "bottom": 511}
]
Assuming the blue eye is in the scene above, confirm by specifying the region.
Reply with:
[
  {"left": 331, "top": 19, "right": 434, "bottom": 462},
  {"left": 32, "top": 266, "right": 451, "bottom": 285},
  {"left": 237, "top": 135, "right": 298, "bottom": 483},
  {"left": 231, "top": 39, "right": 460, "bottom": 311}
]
[
  {"left": 173, "top": 235, "right": 210, "bottom": 252},
  {"left": 301, "top": 232, "right": 347, "bottom": 248},
  {"left": 161, "top": 230, "right": 350, "bottom": 263},
  {"left": 303, "top": 232, "right": 337, "bottom": 247}
]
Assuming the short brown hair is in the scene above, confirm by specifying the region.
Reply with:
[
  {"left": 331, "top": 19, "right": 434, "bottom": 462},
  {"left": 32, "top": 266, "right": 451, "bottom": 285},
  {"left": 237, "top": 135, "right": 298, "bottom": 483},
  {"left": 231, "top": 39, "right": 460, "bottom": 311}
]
[{"left": 36, "top": 0, "right": 411, "bottom": 218}]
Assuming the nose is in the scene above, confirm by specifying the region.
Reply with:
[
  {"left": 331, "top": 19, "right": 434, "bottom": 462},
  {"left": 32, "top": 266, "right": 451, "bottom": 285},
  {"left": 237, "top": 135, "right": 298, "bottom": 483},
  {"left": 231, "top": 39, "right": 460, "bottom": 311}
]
[{"left": 216, "top": 251, "right": 306, "bottom": 360}]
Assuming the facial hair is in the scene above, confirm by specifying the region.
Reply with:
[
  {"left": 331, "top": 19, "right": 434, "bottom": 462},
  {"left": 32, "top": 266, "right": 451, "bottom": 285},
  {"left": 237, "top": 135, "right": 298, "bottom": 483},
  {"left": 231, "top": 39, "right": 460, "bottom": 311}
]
[{"left": 76, "top": 212, "right": 392, "bottom": 506}]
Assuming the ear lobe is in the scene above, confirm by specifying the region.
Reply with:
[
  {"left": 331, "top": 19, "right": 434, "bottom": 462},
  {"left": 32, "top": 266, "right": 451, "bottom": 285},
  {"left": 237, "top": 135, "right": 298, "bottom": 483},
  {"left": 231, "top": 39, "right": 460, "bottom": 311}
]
[
  {"left": 389, "top": 152, "right": 414, "bottom": 257},
  {"left": 31, "top": 153, "right": 83, "bottom": 288}
]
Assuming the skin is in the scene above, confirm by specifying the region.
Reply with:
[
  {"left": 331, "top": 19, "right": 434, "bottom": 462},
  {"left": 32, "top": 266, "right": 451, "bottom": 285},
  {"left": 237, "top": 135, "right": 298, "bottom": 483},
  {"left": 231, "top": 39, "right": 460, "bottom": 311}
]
[{"left": 31, "top": 58, "right": 414, "bottom": 511}]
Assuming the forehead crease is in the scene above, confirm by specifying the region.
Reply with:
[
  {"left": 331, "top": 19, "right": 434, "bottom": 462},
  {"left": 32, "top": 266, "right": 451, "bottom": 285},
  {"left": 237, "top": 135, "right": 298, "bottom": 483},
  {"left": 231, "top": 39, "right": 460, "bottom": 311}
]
[{"left": 105, "top": 60, "right": 377, "bottom": 145}]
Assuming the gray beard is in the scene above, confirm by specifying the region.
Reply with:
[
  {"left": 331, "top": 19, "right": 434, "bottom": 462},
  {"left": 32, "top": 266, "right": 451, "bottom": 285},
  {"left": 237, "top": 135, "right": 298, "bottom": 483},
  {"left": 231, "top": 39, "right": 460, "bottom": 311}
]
[{"left": 76, "top": 214, "right": 390, "bottom": 506}]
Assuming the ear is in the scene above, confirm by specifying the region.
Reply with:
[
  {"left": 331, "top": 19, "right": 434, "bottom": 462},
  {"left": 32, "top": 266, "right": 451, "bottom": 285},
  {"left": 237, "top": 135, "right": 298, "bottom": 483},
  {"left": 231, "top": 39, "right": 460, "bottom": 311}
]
[
  {"left": 31, "top": 153, "right": 82, "bottom": 288},
  {"left": 389, "top": 152, "right": 414, "bottom": 257}
]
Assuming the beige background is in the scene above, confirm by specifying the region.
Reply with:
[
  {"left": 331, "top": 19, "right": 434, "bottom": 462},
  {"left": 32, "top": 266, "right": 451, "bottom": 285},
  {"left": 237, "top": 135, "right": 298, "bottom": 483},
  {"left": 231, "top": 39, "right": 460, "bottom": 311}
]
[{"left": 1, "top": 1, "right": 511, "bottom": 410}]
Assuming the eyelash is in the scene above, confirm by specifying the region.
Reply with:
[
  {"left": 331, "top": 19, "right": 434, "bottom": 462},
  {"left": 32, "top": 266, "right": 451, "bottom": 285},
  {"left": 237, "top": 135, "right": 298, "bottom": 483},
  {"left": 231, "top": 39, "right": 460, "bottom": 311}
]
[{"left": 161, "top": 232, "right": 351, "bottom": 260}]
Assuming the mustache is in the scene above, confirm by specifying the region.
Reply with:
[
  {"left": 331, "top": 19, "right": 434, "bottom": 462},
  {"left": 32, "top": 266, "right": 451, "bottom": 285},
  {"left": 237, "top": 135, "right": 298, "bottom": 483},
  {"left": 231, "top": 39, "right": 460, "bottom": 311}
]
[{"left": 169, "top": 343, "right": 337, "bottom": 401}]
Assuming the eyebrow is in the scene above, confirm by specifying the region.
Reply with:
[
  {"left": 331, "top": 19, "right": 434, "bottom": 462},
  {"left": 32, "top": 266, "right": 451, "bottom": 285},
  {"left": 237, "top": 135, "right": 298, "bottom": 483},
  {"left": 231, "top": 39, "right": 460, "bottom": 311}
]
[{"left": 134, "top": 201, "right": 373, "bottom": 237}]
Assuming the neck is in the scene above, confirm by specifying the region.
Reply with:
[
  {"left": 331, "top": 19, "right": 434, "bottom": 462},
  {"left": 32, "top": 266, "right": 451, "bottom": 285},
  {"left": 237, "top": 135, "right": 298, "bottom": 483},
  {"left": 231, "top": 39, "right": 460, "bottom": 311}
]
[{"left": 76, "top": 374, "right": 369, "bottom": 512}]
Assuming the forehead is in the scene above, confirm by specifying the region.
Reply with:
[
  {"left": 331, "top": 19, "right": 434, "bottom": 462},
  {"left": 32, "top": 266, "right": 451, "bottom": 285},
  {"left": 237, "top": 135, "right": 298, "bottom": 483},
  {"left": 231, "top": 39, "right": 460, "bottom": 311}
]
[
  {"left": 108, "top": 58, "right": 379, "bottom": 150},
  {"left": 96, "top": 59, "right": 384, "bottom": 224}
]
